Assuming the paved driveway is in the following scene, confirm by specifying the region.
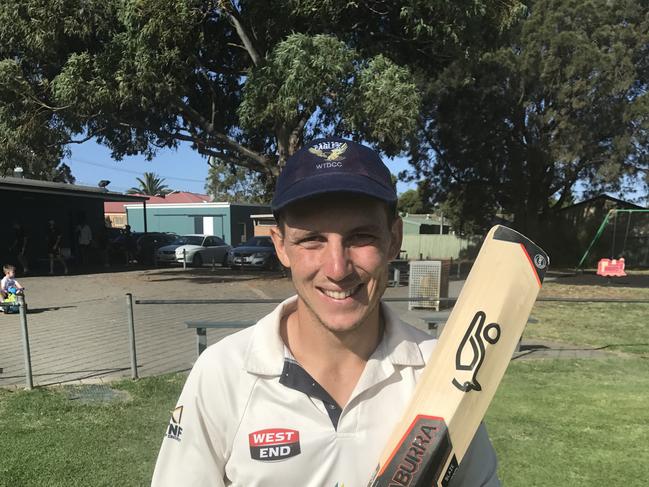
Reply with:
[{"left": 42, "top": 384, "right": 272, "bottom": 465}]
[
  {"left": 1, "top": 267, "right": 609, "bottom": 389},
  {"left": 0, "top": 267, "right": 434, "bottom": 388}
]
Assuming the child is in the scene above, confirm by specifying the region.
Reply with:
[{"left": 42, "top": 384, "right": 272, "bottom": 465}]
[{"left": 1, "top": 264, "right": 24, "bottom": 300}]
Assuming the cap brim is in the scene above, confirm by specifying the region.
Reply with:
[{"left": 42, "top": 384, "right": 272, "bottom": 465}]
[{"left": 271, "top": 173, "right": 397, "bottom": 213}]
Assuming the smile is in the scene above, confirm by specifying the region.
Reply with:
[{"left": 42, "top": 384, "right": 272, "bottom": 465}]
[{"left": 320, "top": 285, "right": 361, "bottom": 300}]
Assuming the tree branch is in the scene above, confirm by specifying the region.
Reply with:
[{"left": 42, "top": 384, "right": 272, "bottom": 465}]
[
  {"left": 174, "top": 100, "right": 271, "bottom": 168},
  {"left": 550, "top": 158, "right": 592, "bottom": 207},
  {"left": 218, "top": 1, "right": 263, "bottom": 66},
  {"left": 197, "top": 145, "right": 266, "bottom": 173},
  {"left": 288, "top": 111, "right": 311, "bottom": 154},
  {"left": 65, "top": 128, "right": 106, "bottom": 145}
]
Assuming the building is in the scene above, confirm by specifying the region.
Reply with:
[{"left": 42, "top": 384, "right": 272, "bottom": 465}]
[
  {"left": 124, "top": 201, "right": 271, "bottom": 246},
  {"left": 401, "top": 214, "right": 453, "bottom": 235},
  {"left": 0, "top": 176, "right": 147, "bottom": 269},
  {"left": 398, "top": 213, "right": 468, "bottom": 260},
  {"left": 250, "top": 214, "right": 277, "bottom": 237},
  {"left": 104, "top": 191, "right": 211, "bottom": 228}
]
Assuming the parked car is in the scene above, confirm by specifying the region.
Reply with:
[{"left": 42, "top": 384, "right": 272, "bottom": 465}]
[
  {"left": 156, "top": 236, "right": 187, "bottom": 264},
  {"left": 227, "top": 236, "right": 281, "bottom": 270},
  {"left": 156, "top": 234, "right": 204, "bottom": 264},
  {"left": 158, "top": 234, "right": 231, "bottom": 267},
  {"left": 135, "top": 232, "right": 177, "bottom": 264}
]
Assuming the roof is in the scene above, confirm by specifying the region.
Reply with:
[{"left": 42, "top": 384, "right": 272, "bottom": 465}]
[
  {"left": 0, "top": 176, "right": 147, "bottom": 202},
  {"left": 556, "top": 194, "right": 646, "bottom": 213},
  {"left": 105, "top": 191, "right": 212, "bottom": 213},
  {"left": 148, "top": 191, "right": 212, "bottom": 204},
  {"left": 401, "top": 213, "right": 445, "bottom": 226}
]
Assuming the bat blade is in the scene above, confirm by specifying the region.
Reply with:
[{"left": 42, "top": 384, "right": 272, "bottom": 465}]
[{"left": 369, "top": 225, "right": 548, "bottom": 487}]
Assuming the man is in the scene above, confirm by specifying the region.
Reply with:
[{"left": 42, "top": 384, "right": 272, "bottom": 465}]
[
  {"left": 47, "top": 220, "right": 68, "bottom": 275},
  {"left": 120, "top": 225, "right": 135, "bottom": 265},
  {"left": 151, "top": 138, "right": 499, "bottom": 486},
  {"left": 76, "top": 217, "right": 93, "bottom": 266},
  {"left": 10, "top": 223, "right": 29, "bottom": 274}
]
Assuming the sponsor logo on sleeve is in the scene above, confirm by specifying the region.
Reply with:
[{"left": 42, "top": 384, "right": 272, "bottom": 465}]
[
  {"left": 165, "top": 405, "right": 184, "bottom": 442},
  {"left": 249, "top": 428, "right": 301, "bottom": 461}
]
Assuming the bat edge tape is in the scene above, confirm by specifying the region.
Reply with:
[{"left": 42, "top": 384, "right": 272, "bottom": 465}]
[{"left": 492, "top": 225, "right": 549, "bottom": 285}]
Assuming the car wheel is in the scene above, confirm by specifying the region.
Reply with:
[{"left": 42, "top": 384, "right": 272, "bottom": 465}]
[
  {"left": 192, "top": 254, "right": 203, "bottom": 267},
  {"left": 222, "top": 253, "right": 229, "bottom": 266},
  {"left": 267, "top": 256, "right": 280, "bottom": 271}
]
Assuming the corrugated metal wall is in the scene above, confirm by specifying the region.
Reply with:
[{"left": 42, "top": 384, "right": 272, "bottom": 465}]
[{"left": 400, "top": 234, "right": 470, "bottom": 260}]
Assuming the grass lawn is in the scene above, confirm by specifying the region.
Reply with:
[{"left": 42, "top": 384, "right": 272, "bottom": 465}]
[
  {"left": 525, "top": 302, "right": 649, "bottom": 357},
  {"left": 487, "top": 357, "right": 649, "bottom": 486},
  {"left": 1, "top": 278, "right": 648, "bottom": 486},
  {"left": 487, "top": 278, "right": 649, "bottom": 486},
  {"left": 0, "top": 375, "right": 185, "bottom": 487}
]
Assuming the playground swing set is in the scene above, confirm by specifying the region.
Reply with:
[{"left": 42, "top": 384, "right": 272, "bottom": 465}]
[{"left": 576, "top": 208, "right": 649, "bottom": 277}]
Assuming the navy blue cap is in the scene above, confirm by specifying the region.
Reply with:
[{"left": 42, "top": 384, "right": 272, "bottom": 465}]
[{"left": 271, "top": 138, "right": 397, "bottom": 213}]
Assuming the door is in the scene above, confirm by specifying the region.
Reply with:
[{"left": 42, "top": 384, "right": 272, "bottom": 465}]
[{"left": 203, "top": 216, "right": 214, "bottom": 236}]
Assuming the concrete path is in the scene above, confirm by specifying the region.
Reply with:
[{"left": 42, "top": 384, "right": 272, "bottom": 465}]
[
  {"left": 0, "top": 267, "right": 613, "bottom": 389},
  {"left": 1, "top": 267, "right": 293, "bottom": 388}
]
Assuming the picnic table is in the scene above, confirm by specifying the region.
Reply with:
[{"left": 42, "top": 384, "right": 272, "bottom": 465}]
[{"left": 185, "top": 320, "right": 255, "bottom": 356}]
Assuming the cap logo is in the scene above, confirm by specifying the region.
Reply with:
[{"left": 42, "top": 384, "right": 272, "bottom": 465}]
[{"left": 308, "top": 141, "right": 348, "bottom": 162}]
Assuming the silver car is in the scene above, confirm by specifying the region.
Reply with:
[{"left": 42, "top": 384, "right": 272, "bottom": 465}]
[
  {"left": 156, "top": 237, "right": 188, "bottom": 264},
  {"left": 173, "top": 235, "right": 232, "bottom": 267},
  {"left": 226, "top": 236, "right": 281, "bottom": 270}
]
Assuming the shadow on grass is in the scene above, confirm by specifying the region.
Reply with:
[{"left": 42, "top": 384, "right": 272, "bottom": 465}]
[
  {"left": 514, "top": 341, "right": 649, "bottom": 360},
  {"left": 551, "top": 270, "right": 649, "bottom": 289}
]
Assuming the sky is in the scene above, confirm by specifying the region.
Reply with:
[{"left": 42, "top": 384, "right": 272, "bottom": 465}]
[
  {"left": 64, "top": 139, "right": 416, "bottom": 196},
  {"left": 64, "top": 139, "right": 648, "bottom": 206}
]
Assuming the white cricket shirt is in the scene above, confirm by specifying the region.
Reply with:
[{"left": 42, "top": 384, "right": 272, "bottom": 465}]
[{"left": 151, "top": 296, "right": 499, "bottom": 487}]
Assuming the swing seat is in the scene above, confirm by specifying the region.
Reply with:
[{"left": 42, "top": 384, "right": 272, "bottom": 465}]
[{"left": 597, "top": 258, "right": 627, "bottom": 277}]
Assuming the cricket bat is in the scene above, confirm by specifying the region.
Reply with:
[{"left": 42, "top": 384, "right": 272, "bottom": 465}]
[{"left": 368, "top": 225, "right": 549, "bottom": 487}]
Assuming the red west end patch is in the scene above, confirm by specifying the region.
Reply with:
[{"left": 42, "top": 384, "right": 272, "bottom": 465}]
[{"left": 249, "top": 428, "right": 301, "bottom": 461}]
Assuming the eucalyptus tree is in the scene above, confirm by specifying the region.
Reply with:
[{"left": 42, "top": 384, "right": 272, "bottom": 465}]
[
  {"left": 410, "top": 0, "right": 649, "bottom": 236},
  {"left": 0, "top": 0, "right": 519, "bottom": 182}
]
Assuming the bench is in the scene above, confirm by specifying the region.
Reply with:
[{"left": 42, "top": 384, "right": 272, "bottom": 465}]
[
  {"left": 422, "top": 311, "right": 452, "bottom": 337},
  {"left": 185, "top": 320, "right": 256, "bottom": 356},
  {"left": 422, "top": 312, "right": 537, "bottom": 352}
]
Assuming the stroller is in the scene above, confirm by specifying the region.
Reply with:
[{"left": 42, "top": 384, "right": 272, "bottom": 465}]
[{"left": 1, "top": 286, "right": 23, "bottom": 314}]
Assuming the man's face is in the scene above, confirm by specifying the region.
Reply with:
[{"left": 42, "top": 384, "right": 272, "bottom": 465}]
[{"left": 271, "top": 194, "right": 402, "bottom": 335}]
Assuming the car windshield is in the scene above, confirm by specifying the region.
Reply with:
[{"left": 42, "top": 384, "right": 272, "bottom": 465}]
[
  {"left": 173, "top": 236, "right": 204, "bottom": 246},
  {"left": 242, "top": 237, "right": 273, "bottom": 247}
]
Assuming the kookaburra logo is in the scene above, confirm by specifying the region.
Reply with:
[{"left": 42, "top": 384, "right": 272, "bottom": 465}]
[
  {"left": 308, "top": 142, "right": 348, "bottom": 161},
  {"left": 452, "top": 311, "right": 501, "bottom": 392}
]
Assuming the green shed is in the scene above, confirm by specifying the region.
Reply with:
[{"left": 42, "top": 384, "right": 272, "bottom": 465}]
[{"left": 125, "top": 202, "right": 270, "bottom": 246}]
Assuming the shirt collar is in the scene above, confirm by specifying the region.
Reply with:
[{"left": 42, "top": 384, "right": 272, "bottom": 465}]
[
  {"left": 244, "top": 296, "right": 296, "bottom": 376},
  {"left": 243, "top": 296, "right": 426, "bottom": 376},
  {"left": 376, "top": 303, "right": 427, "bottom": 367}
]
